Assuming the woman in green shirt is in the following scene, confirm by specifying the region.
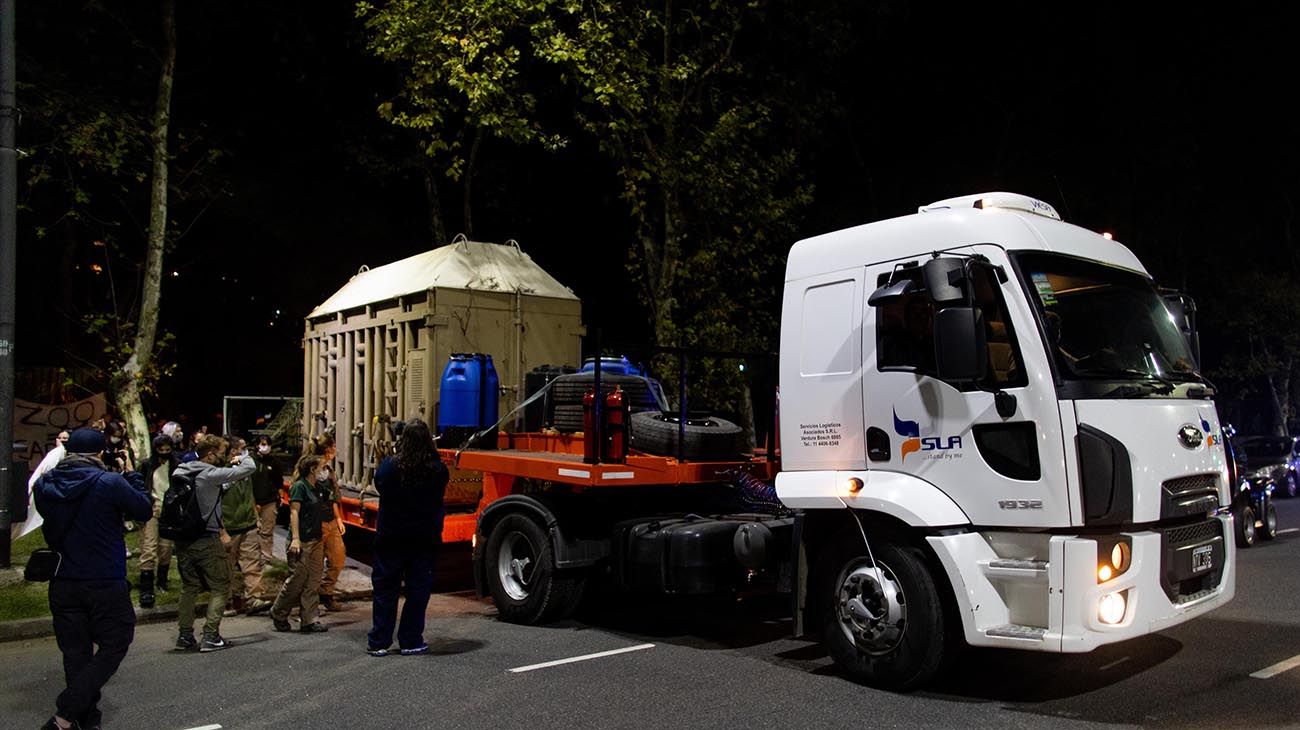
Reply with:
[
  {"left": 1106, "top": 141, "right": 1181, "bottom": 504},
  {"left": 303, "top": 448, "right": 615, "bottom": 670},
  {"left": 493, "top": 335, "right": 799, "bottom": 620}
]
[{"left": 269, "top": 455, "right": 330, "bottom": 633}]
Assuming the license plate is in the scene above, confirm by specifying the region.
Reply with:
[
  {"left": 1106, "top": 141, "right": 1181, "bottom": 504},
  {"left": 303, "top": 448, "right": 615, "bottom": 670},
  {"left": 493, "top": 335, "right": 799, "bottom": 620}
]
[{"left": 1192, "top": 544, "right": 1213, "bottom": 573}]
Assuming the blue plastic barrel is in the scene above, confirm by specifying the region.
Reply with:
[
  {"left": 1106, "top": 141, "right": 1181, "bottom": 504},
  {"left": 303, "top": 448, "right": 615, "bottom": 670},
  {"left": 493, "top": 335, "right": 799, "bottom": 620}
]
[
  {"left": 438, "top": 354, "right": 482, "bottom": 430},
  {"left": 481, "top": 354, "right": 500, "bottom": 428},
  {"left": 580, "top": 356, "right": 643, "bottom": 377}
]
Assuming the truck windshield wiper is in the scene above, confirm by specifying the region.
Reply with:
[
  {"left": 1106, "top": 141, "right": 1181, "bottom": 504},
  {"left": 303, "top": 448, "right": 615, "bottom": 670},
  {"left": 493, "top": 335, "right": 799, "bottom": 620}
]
[{"left": 1072, "top": 368, "right": 1177, "bottom": 397}]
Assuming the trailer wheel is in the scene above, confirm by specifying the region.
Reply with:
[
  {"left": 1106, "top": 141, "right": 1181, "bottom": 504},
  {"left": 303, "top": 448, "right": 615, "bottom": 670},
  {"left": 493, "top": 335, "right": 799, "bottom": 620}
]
[
  {"left": 1234, "top": 505, "right": 1256, "bottom": 548},
  {"left": 485, "top": 513, "right": 584, "bottom": 624},
  {"left": 1260, "top": 501, "right": 1278, "bottom": 540},
  {"left": 821, "top": 540, "right": 945, "bottom": 691},
  {"left": 630, "top": 411, "right": 743, "bottom": 461}
]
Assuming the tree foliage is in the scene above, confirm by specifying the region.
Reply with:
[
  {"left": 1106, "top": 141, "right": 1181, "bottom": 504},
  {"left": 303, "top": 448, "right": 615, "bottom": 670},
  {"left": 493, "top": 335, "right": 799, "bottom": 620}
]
[{"left": 359, "top": 0, "right": 829, "bottom": 411}]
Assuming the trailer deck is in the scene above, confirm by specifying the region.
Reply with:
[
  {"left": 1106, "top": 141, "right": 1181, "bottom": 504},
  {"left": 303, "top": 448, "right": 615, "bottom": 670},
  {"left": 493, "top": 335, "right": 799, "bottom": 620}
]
[{"left": 319, "top": 432, "right": 777, "bottom": 543}]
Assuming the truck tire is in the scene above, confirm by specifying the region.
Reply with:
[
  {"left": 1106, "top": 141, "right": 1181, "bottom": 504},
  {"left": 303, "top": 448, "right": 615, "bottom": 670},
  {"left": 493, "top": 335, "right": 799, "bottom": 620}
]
[
  {"left": 485, "top": 513, "right": 584, "bottom": 624},
  {"left": 821, "top": 540, "right": 945, "bottom": 691},
  {"left": 1234, "top": 505, "right": 1256, "bottom": 548},
  {"left": 1260, "top": 501, "right": 1278, "bottom": 540},
  {"left": 630, "top": 411, "right": 743, "bottom": 461}
]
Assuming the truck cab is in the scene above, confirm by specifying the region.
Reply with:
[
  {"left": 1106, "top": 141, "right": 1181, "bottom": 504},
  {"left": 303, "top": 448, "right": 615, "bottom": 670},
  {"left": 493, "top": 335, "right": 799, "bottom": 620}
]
[{"left": 777, "top": 192, "right": 1234, "bottom": 688}]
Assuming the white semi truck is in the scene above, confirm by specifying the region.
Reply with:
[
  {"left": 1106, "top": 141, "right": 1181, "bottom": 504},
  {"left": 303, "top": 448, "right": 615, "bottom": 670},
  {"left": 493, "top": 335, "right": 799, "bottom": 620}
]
[{"left": 457, "top": 192, "right": 1233, "bottom": 690}]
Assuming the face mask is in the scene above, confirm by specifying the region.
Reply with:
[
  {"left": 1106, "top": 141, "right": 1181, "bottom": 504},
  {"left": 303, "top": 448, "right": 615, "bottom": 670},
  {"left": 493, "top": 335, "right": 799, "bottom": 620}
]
[
  {"left": 315, "top": 470, "right": 330, "bottom": 483},
  {"left": 158, "top": 451, "right": 172, "bottom": 459},
  {"left": 110, "top": 436, "right": 121, "bottom": 445},
  {"left": 258, "top": 445, "right": 271, "bottom": 454}
]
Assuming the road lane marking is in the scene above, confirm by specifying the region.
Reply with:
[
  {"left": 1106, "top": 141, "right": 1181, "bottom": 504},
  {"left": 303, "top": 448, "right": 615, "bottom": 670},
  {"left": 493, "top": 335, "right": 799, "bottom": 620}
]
[
  {"left": 508, "top": 643, "right": 655, "bottom": 673},
  {"left": 1278, "top": 528, "right": 1299, "bottom": 535},
  {"left": 180, "top": 725, "right": 222, "bottom": 730},
  {"left": 1099, "top": 656, "right": 1130, "bottom": 671},
  {"left": 1251, "top": 654, "right": 1300, "bottom": 679}
]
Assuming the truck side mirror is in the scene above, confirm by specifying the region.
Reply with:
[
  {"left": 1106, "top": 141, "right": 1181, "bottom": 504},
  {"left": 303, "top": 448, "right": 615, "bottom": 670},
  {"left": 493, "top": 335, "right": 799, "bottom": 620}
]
[
  {"left": 923, "top": 258, "right": 967, "bottom": 305},
  {"left": 934, "top": 307, "right": 988, "bottom": 383}
]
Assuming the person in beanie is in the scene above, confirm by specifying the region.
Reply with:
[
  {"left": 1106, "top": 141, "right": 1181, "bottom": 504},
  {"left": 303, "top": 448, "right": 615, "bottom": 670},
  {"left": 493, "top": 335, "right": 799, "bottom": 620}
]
[
  {"left": 366, "top": 418, "right": 447, "bottom": 656},
  {"left": 33, "top": 427, "right": 153, "bottom": 730},
  {"left": 137, "top": 434, "right": 178, "bottom": 608},
  {"left": 171, "top": 434, "right": 257, "bottom": 653}
]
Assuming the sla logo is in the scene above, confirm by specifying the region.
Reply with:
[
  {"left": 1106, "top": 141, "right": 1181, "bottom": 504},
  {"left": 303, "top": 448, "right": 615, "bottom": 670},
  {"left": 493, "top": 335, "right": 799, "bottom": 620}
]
[
  {"left": 893, "top": 408, "right": 964, "bottom": 461},
  {"left": 1200, "top": 417, "right": 1220, "bottom": 448}
]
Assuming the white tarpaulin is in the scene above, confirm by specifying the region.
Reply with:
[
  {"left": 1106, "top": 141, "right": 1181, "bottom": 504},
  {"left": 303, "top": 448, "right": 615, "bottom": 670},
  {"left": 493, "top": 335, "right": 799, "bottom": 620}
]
[{"left": 309, "top": 239, "right": 578, "bottom": 319}]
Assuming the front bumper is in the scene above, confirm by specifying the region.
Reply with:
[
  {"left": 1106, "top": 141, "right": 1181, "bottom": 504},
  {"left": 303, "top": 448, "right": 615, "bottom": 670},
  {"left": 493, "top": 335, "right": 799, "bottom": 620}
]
[{"left": 929, "top": 513, "right": 1236, "bottom": 653}]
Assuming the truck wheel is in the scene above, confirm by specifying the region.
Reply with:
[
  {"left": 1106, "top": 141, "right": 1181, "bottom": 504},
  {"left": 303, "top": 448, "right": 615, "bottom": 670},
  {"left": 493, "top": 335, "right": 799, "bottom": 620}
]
[
  {"left": 485, "top": 514, "right": 585, "bottom": 624},
  {"left": 821, "top": 540, "right": 945, "bottom": 691},
  {"left": 1260, "top": 502, "right": 1278, "bottom": 540},
  {"left": 1234, "top": 505, "right": 1256, "bottom": 548},
  {"left": 630, "top": 411, "right": 743, "bottom": 461}
]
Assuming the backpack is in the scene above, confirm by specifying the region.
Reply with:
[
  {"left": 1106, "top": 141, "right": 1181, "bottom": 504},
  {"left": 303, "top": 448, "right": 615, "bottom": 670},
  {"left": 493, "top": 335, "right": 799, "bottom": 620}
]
[{"left": 158, "top": 469, "right": 217, "bottom": 542}]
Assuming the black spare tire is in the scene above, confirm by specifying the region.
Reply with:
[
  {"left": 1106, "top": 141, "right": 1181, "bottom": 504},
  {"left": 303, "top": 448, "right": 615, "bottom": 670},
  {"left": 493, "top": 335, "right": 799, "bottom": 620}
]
[{"left": 631, "top": 410, "right": 743, "bottom": 461}]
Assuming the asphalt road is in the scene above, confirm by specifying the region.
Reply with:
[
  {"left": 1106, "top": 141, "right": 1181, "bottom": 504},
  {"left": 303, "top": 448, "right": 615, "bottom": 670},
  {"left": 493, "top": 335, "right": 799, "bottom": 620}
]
[{"left": 5, "top": 501, "right": 1300, "bottom": 730}]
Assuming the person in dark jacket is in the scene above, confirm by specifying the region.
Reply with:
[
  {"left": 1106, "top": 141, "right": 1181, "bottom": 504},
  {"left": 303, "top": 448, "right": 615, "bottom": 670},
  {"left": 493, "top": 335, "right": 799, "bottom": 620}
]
[
  {"left": 366, "top": 418, "right": 448, "bottom": 656},
  {"left": 33, "top": 427, "right": 153, "bottom": 730},
  {"left": 137, "top": 434, "right": 178, "bottom": 607},
  {"left": 250, "top": 435, "right": 282, "bottom": 570}
]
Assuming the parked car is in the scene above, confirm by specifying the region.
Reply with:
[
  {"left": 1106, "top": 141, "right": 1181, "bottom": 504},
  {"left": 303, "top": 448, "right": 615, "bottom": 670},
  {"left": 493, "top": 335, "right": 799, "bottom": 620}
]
[
  {"left": 1231, "top": 434, "right": 1284, "bottom": 546},
  {"left": 1283, "top": 437, "right": 1300, "bottom": 498}
]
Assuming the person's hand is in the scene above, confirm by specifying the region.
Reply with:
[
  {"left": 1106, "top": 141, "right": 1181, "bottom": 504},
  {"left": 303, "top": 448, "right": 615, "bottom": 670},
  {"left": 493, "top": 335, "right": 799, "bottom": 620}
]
[
  {"left": 288, "top": 538, "right": 301, "bottom": 559},
  {"left": 219, "top": 530, "right": 231, "bottom": 547}
]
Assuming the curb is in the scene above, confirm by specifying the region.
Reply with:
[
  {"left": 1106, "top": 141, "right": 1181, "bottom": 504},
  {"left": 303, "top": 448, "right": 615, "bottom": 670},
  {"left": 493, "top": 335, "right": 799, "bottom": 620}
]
[{"left": 0, "top": 589, "right": 373, "bottom": 644}]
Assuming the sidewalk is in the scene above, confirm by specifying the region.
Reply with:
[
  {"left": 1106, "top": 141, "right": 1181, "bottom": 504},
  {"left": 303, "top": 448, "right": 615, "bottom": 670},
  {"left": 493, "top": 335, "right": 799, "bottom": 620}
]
[{"left": 0, "top": 525, "right": 374, "bottom": 644}]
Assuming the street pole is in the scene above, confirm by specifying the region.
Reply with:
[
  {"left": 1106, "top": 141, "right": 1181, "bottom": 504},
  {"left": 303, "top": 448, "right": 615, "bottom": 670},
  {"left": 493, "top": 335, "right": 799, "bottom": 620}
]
[{"left": 0, "top": 0, "right": 16, "bottom": 567}]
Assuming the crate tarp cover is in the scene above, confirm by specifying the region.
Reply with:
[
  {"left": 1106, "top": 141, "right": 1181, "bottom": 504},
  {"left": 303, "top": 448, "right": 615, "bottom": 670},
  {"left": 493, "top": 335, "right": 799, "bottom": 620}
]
[{"left": 304, "top": 239, "right": 584, "bottom": 495}]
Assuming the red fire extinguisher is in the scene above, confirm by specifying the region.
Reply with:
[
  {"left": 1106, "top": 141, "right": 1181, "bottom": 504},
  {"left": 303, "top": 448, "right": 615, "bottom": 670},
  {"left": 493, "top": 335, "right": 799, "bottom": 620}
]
[{"left": 604, "top": 386, "right": 629, "bottom": 464}]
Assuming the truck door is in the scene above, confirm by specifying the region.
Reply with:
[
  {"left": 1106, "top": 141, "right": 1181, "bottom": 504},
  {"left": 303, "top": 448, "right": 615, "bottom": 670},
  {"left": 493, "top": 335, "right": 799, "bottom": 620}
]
[{"left": 863, "top": 246, "right": 1070, "bottom": 527}]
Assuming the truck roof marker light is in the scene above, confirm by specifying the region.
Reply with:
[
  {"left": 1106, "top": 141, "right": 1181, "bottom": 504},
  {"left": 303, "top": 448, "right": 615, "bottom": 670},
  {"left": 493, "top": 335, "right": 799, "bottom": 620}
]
[{"left": 1102, "top": 232, "right": 1114, "bottom": 240}]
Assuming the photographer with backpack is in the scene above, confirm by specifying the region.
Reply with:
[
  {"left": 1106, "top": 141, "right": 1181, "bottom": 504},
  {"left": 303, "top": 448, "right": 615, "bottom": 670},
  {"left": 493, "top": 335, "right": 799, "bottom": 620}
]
[
  {"left": 167, "top": 434, "right": 256, "bottom": 653},
  {"left": 33, "top": 427, "right": 153, "bottom": 730}
]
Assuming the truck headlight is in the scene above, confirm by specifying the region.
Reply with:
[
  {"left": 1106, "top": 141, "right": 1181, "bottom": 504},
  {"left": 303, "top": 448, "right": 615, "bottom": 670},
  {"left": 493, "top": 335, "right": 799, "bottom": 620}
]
[
  {"left": 1098, "top": 591, "right": 1127, "bottom": 625},
  {"left": 1096, "top": 537, "right": 1132, "bottom": 583}
]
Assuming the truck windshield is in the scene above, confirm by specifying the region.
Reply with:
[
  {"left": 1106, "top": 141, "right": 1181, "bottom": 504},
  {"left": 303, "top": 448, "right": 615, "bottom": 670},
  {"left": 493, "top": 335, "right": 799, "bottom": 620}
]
[{"left": 1013, "top": 252, "right": 1205, "bottom": 395}]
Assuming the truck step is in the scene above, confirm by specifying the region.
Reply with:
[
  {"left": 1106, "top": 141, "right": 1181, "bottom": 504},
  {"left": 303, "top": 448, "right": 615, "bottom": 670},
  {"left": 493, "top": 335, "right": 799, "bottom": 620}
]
[{"left": 985, "top": 624, "right": 1047, "bottom": 641}]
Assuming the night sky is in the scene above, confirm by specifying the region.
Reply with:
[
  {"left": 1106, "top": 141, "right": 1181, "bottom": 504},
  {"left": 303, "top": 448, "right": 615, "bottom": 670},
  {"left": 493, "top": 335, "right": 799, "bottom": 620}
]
[{"left": 14, "top": 2, "right": 1299, "bottom": 432}]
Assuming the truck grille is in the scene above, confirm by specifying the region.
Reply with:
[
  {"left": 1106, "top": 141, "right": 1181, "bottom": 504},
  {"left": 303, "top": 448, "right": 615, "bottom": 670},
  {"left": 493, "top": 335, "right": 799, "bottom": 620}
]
[
  {"left": 1160, "top": 474, "right": 1221, "bottom": 520},
  {"left": 1156, "top": 517, "right": 1224, "bottom": 603}
]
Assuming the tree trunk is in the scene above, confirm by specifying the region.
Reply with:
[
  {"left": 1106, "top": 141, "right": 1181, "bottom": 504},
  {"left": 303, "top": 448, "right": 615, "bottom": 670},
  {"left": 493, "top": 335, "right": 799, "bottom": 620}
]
[
  {"left": 116, "top": 0, "right": 175, "bottom": 458},
  {"left": 421, "top": 158, "right": 447, "bottom": 246},
  {"left": 463, "top": 129, "right": 482, "bottom": 237}
]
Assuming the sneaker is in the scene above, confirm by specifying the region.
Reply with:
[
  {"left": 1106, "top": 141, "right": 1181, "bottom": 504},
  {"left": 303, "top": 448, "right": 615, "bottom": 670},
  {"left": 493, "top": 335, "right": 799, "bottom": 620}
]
[
  {"left": 366, "top": 646, "right": 391, "bottom": 657},
  {"left": 272, "top": 618, "right": 293, "bottom": 632},
  {"left": 41, "top": 715, "right": 81, "bottom": 729},
  {"left": 300, "top": 622, "right": 330, "bottom": 634},
  {"left": 174, "top": 632, "right": 198, "bottom": 652},
  {"left": 399, "top": 643, "right": 429, "bottom": 656},
  {"left": 246, "top": 599, "right": 273, "bottom": 616},
  {"left": 200, "top": 634, "right": 230, "bottom": 652}
]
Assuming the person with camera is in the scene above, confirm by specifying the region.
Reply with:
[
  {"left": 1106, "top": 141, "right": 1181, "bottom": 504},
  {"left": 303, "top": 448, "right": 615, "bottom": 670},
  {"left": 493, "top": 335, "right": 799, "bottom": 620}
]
[
  {"left": 33, "top": 427, "right": 153, "bottom": 730},
  {"left": 170, "top": 434, "right": 257, "bottom": 653}
]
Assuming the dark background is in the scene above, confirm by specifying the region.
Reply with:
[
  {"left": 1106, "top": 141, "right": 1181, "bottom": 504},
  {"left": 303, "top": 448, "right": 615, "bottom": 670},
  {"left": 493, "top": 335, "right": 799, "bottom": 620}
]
[{"left": 13, "top": 2, "right": 1299, "bottom": 432}]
